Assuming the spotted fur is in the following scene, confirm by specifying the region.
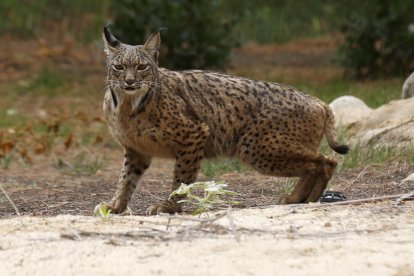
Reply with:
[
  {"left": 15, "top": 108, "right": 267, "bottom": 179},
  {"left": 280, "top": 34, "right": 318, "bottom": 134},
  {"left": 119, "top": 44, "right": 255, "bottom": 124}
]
[{"left": 99, "top": 27, "right": 349, "bottom": 215}]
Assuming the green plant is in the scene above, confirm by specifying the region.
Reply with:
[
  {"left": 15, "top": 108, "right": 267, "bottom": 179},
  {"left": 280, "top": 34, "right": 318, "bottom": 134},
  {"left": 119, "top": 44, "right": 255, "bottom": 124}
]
[
  {"left": 338, "top": 0, "right": 414, "bottom": 79},
  {"left": 109, "top": 0, "right": 238, "bottom": 70},
  {"left": 170, "top": 181, "right": 239, "bottom": 215},
  {"left": 94, "top": 203, "right": 112, "bottom": 221},
  {"left": 339, "top": 143, "right": 414, "bottom": 170}
]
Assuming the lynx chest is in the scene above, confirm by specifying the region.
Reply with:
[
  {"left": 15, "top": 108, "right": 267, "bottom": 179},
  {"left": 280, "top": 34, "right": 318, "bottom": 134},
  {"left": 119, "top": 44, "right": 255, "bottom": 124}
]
[{"left": 103, "top": 93, "right": 174, "bottom": 158}]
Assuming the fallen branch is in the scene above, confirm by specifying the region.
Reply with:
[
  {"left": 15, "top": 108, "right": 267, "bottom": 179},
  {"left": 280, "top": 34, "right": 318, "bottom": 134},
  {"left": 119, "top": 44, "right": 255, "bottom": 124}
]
[
  {"left": 0, "top": 182, "right": 23, "bottom": 226},
  {"left": 310, "top": 192, "right": 414, "bottom": 207},
  {"left": 158, "top": 212, "right": 226, "bottom": 223}
]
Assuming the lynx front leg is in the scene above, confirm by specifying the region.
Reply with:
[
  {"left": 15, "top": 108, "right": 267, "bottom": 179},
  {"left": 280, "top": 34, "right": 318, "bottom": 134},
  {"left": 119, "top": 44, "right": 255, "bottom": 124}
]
[
  {"left": 98, "top": 149, "right": 151, "bottom": 214},
  {"left": 146, "top": 150, "right": 205, "bottom": 215}
]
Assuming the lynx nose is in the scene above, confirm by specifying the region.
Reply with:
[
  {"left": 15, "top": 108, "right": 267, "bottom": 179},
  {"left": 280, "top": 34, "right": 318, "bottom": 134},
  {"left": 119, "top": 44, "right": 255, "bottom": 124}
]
[{"left": 125, "top": 79, "right": 135, "bottom": 86}]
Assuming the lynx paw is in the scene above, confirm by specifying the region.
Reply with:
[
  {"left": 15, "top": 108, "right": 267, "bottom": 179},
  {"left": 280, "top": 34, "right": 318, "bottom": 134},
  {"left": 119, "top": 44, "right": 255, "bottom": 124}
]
[
  {"left": 276, "top": 194, "right": 298, "bottom": 205},
  {"left": 145, "top": 200, "right": 182, "bottom": 215},
  {"left": 94, "top": 199, "right": 128, "bottom": 215}
]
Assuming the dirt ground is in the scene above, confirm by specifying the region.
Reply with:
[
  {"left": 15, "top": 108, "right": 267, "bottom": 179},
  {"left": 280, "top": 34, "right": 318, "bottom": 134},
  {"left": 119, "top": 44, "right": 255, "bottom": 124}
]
[
  {"left": 1, "top": 154, "right": 414, "bottom": 275},
  {"left": 0, "top": 157, "right": 414, "bottom": 217},
  {"left": 1, "top": 200, "right": 414, "bottom": 275}
]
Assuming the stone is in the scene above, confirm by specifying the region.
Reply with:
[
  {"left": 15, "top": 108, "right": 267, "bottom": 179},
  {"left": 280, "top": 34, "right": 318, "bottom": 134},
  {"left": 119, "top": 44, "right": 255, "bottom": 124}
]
[
  {"left": 329, "top": 95, "right": 373, "bottom": 128},
  {"left": 402, "top": 71, "right": 414, "bottom": 99}
]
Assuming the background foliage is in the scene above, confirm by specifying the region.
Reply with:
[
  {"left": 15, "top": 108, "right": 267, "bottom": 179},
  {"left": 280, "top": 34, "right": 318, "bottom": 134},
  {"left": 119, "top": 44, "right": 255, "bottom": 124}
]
[
  {"left": 109, "top": 0, "right": 237, "bottom": 70},
  {"left": 337, "top": 0, "right": 414, "bottom": 79},
  {"left": 1, "top": 0, "right": 414, "bottom": 76}
]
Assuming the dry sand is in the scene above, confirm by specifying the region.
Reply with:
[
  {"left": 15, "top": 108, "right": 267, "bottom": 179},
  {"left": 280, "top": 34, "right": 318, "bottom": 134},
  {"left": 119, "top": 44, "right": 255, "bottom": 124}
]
[{"left": 1, "top": 201, "right": 414, "bottom": 276}]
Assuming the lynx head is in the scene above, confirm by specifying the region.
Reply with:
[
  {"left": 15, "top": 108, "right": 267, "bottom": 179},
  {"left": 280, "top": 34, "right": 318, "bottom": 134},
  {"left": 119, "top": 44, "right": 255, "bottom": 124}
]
[{"left": 103, "top": 26, "right": 160, "bottom": 96}]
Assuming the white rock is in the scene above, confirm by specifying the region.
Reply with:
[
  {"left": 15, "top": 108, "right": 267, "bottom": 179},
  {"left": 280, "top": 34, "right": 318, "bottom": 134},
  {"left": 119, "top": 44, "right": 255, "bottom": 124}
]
[
  {"left": 402, "top": 71, "right": 414, "bottom": 99},
  {"left": 329, "top": 96, "right": 373, "bottom": 128},
  {"left": 349, "top": 97, "right": 414, "bottom": 146},
  {"left": 402, "top": 173, "right": 414, "bottom": 183}
]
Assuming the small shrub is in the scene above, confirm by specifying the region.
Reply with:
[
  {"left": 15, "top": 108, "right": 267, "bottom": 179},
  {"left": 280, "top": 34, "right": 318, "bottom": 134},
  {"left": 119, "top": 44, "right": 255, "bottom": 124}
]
[
  {"left": 170, "top": 181, "right": 239, "bottom": 215},
  {"left": 94, "top": 203, "right": 112, "bottom": 221}
]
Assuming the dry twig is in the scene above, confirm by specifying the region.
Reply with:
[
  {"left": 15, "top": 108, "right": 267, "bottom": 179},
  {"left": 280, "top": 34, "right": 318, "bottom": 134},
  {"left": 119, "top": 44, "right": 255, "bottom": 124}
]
[
  {"left": 309, "top": 192, "right": 414, "bottom": 207},
  {"left": 0, "top": 182, "right": 23, "bottom": 225}
]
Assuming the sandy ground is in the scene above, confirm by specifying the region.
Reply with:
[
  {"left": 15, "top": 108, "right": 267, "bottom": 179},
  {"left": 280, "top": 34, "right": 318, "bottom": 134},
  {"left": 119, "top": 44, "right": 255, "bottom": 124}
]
[{"left": 1, "top": 200, "right": 413, "bottom": 276}]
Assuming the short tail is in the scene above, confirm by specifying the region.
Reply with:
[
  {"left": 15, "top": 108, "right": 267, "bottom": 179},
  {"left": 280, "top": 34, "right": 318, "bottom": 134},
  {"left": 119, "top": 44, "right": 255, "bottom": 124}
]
[{"left": 323, "top": 104, "right": 349, "bottom": 155}]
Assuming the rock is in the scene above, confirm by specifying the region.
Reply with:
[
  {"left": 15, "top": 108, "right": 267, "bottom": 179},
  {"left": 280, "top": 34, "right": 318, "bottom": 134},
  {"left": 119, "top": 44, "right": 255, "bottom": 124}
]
[
  {"left": 402, "top": 71, "right": 414, "bottom": 99},
  {"left": 329, "top": 96, "right": 373, "bottom": 128},
  {"left": 348, "top": 97, "right": 414, "bottom": 146},
  {"left": 402, "top": 173, "right": 414, "bottom": 183}
]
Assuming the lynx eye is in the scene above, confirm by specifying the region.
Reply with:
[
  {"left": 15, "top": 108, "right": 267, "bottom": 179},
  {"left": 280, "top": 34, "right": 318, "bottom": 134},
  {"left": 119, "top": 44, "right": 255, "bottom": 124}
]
[
  {"left": 112, "top": 64, "right": 125, "bottom": 71},
  {"left": 136, "top": 64, "right": 149, "bottom": 71}
]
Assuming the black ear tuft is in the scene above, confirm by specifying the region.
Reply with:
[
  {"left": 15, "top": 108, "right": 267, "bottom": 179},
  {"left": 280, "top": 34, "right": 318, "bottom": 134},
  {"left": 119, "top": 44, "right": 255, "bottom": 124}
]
[
  {"left": 103, "top": 25, "right": 120, "bottom": 48},
  {"left": 155, "top": 27, "right": 168, "bottom": 34}
]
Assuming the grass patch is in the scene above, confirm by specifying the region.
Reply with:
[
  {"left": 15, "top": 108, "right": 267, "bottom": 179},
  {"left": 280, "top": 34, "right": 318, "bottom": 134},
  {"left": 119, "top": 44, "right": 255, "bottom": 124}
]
[
  {"left": 339, "top": 144, "right": 414, "bottom": 170},
  {"left": 0, "top": 109, "right": 27, "bottom": 128},
  {"left": 312, "top": 78, "right": 400, "bottom": 108},
  {"left": 291, "top": 77, "right": 402, "bottom": 108},
  {"left": 14, "top": 67, "right": 66, "bottom": 97},
  {"left": 319, "top": 124, "right": 413, "bottom": 170},
  {"left": 56, "top": 152, "right": 106, "bottom": 176},
  {"left": 279, "top": 179, "right": 296, "bottom": 195},
  {"left": 201, "top": 159, "right": 247, "bottom": 179}
]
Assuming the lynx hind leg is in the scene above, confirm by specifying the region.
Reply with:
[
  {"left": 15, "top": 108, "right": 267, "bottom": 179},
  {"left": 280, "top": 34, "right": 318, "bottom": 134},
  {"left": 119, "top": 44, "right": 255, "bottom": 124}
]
[
  {"left": 305, "top": 157, "right": 337, "bottom": 203},
  {"left": 239, "top": 135, "right": 336, "bottom": 204},
  {"left": 98, "top": 150, "right": 151, "bottom": 214},
  {"left": 277, "top": 155, "right": 337, "bottom": 204}
]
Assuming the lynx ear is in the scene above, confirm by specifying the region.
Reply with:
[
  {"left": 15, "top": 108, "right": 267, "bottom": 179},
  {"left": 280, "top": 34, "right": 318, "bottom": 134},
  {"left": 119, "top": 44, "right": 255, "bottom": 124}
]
[
  {"left": 103, "top": 25, "right": 120, "bottom": 55},
  {"left": 144, "top": 32, "right": 161, "bottom": 62},
  {"left": 144, "top": 32, "right": 161, "bottom": 51}
]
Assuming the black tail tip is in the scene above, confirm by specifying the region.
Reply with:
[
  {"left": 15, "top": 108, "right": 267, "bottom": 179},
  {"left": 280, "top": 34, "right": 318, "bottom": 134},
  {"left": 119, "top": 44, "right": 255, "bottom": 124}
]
[{"left": 334, "top": 144, "right": 350, "bottom": 155}]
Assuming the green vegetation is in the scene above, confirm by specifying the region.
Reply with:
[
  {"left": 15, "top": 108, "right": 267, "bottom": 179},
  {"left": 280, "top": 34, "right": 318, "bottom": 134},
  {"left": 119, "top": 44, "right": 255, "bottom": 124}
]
[
  {"left": 1, "top": 150, "right": 15, "bottom": 170},
  {"left": 338, "top": 0, "right": 414, "bottom": 79},
  {"left": 295, "top": 78, "right": 403, "bottom": 108},
  {"left": 56, "top": 152, "right": 106, "bottom": 176},
  {"left": 0, "top": 0, "right": 106, "bottom": 42},
  {"left": 94, "top": 203, "right": 112, "bottom": 221},
  {"left": 110, "top": 0, "right": 237, "bottom": 69},
  {"left": 201, "top": 159, "right": 247, "bottom": 179},
  {"left": 170, "top": 181, "right": 239, "bottom": 215},
  {"left": 14, "top": 67, "right": 66, "bottom": 97},
  {"left": 339, "top": 144, "right": 414, "bottom": 171},
  {"left": 221, "top": 0, "right": 341, "bottom": 44},
  {"left": 279, "top": 179, "right": 296, "bottom": 195}
]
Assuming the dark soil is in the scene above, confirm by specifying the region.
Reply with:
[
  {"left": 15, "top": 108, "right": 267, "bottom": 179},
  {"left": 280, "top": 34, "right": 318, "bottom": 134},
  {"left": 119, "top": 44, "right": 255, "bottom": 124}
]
[{"left": 1, "top": 159, "right": 413, "bottom": 218}]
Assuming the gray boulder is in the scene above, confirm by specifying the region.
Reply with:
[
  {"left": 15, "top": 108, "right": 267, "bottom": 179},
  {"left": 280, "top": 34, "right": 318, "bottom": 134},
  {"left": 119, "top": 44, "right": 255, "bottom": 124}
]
[
  {"left": 402, "top": 71, "right": 414, "bottom": 99},
  {"left": 330, "top": 96, "right": 414, "bottom": 147}
]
